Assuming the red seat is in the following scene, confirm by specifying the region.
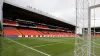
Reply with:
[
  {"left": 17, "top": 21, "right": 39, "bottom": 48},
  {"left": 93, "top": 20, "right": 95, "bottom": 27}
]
[
  {"left": 3, "top": 27, "right": 21, "bottom": 35},
  {"left": 36, "top": 24, "right": 48, "bottom": 28},
  {"left": 3, "top": 19, "right": 17, "bottom": 25},
  {"left": 18, "top": 28, "right": 41, "bottom": 35}
]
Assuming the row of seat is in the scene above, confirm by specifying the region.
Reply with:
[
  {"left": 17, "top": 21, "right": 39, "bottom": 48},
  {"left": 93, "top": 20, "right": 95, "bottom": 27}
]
[
  {"left": 18, "top": 28, "right": 41, "bottom": 35},
  {"left": 3, "top": 19, "right": 49, "bottom": 28},
  {"left": 3, "top": 19, "right": 17, "bottom": 25},
  {"left": 3, "top": 27, "right": 75, "bottom": 37},
  {"left": 36, "top": 24, "right": 48, "bottom": 28},
  {"left": 91, "top": 34, "right": 100, "bottom": 36},
  {"left": 3, "top": 19, "right": 64, "bottom": 30}
]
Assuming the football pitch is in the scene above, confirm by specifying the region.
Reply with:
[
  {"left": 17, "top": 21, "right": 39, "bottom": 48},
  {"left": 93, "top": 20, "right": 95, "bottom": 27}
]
[
  {"left": 0, "top": 37, "right": 100, "bottom": 56},
  {"left": 0, "top": 37, "right": 75, "bottom": 56}
]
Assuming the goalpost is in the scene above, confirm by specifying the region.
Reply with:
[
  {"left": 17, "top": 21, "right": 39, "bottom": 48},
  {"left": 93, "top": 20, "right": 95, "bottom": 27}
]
[
  {"left": 75, "top": 0, "right": 90, "bottom": 56},
  {"left": 75, "top": 0, "right": 100, "bottom": 56}
]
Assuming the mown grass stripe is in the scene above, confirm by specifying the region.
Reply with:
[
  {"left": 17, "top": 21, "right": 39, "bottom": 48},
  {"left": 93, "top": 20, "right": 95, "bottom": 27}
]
[
  {"left": 6, "top": 38, "right": 51, "bottom": 56},
  {"left": 34, "top": 43, "right": 59, "bottom": 47}
]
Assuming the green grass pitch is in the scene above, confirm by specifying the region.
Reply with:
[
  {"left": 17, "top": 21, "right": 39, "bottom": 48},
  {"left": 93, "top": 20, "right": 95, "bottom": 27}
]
[
  {"left": 0, "top": 37, "right": 100, "bottom": 56},
  {"left": 0, "top": 37, "right": 74, "bottom": 56}
]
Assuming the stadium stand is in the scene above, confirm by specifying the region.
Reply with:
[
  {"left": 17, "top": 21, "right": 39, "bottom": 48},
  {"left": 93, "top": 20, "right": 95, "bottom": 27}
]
[
  {"left": 16, "top": 20, "right": 29, "bottom": 27},
  {"left": 56, "top": 27, "right": 63, "bottom": 30},
  {"left": 96, "top": 33, "right": 100, "bottom": 36},
  {"left": 3, "top": 19, "right": 18, "bottom": 25},
  {"left": 91, "top": 33, "right": 100, "bottom": 37},
  {"left": 3, "top": 27, "right": 22, "bottom": 37},
  {"left": 36, "top": 24, "right": 48, "bottom": 29},
  {"left": 3, "top": 18, "right": 75, "bottom": 37},
  {"left": 38, "top": 30, "right": 75, "bottom": 37},
  {"left": 47, "top": 25, "right": 56, "bottom": 29},
  {"left": 91, "top": 28, "right": 100, "bottom": 37},
  {"left": 27, "top": 22, "right": 36, "bottom": 27},
  {"left": 3, "top": 3, "right": 75, "bottom": 37},
  {"left": 18, "top": 28, "right": 41, "bottom": 37}
]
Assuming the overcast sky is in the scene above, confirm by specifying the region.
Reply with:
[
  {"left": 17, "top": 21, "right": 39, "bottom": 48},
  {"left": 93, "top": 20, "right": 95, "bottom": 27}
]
[{"left": 3, "top": 0, "right": 100, "bottom": 27}]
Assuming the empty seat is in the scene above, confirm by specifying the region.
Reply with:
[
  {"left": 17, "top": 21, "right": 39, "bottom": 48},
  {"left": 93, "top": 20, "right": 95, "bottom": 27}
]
[
  {"left": 36, "top": 24, "right": 48, "bottom": 28},
  {"left": 3, "top": 19, "right": 17, "bottom": 25},
  {"left": 3, "top": 27, "right": 21, "bottom": 36},
  {"left": 18, "top": 28, "right": 41, "bottom": 35}
]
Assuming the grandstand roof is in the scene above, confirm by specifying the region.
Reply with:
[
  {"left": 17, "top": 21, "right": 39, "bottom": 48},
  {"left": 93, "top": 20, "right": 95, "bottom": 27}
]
[{"left": 3, "top": 2, "right": 75, "bottom": 31}]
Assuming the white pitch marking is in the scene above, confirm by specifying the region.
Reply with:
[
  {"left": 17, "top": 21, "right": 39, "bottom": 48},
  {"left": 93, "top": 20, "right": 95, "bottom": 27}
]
[
  {"left": 34, "top": 43, "right": 59, "bottom": 47},
  {"left": 6, "top": 38, "right": 51, "bottom": 56}
]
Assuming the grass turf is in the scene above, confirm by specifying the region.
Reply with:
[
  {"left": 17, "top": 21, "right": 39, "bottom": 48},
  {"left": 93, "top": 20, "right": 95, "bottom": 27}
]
[
  {"left": 0, "top": 37, "right": 74, "bottom": 56},
  {"left": 1, "top": 37, "right": 100, "bottom": 56}
]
